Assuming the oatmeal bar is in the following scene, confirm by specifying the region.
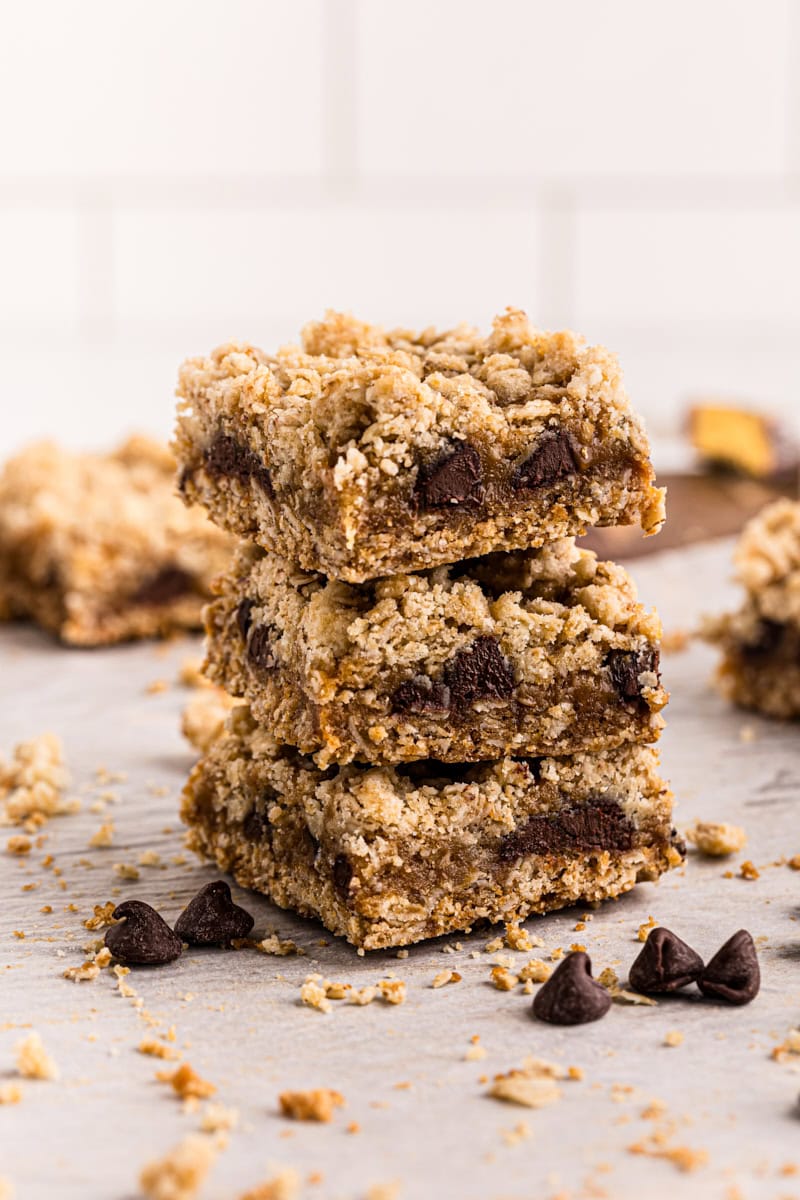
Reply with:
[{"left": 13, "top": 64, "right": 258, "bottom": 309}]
[
  {"left": 205, "top": 539, "right": 667, "bottom": 765},
  {"left": 174, "top": 309, "right": 665, "bottom": 583},
  {"left": 703, "top": 499, "right": 800, "bottom": 718},
  {"left": 0, "top": 436, "right": 233, "bottom": 646},
  {"left": 182, "top": 705, "right": 682, "bottom": 950}
]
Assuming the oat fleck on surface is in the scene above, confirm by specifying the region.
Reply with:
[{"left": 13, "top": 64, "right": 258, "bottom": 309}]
[
  {"left": 139, "top": 1134, "right": 218, "bottom": 1200},
  {"left": 15, "top": 1032, "right": 59, "bottom": 1081},
  {"left": 685, "top": 821, "right": 747, "bottom": 857},
  {"left": 431, "top": 969, "right": 461, "bottom": 988},
  {"left": 278, "top": 1088, "right": 345, "bottom": 1122}
]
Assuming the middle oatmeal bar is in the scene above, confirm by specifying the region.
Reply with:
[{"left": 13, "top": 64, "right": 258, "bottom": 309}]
[
  {"left": 204, "top": 538, "right": 667, "bottom": 765},
  {"left": 182, "top": 706, "right": 682, "bottom": 950},
  {"left": 174, "top": 309, "right": 665, "bottom": 583}
]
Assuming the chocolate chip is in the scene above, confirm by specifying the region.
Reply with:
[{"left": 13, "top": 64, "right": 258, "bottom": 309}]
[
  {"left": 740, "top": 619, "right": 785, "bottom": 660},
  {"left": 104, "top": 900, "right": 183, "bottom": 966},
  {"left": 247, "top": 624, "right": 277, "bottom": 672},
  {"left": 414, "top": 442, "right": 484, "bottom": 510},
  {"left": 498, "top": 797, "right": 633, "bottom": 864},
  {"left": 698, "top": 930, "right": 760, "bottom": 1005},
  {"left": 444, "top": 636, "right": 515, "bottom": 709},
  {"left": 236, "top": 598, "right": 256, "bottom": 640},
  {"left": 131, "top": 566, "right": 193, "bottom": 606},
  {"left": 173, "top": 881, "right": 254, "bottom": 947},
  {"left": 204, "top": 432, "right": 273, "bottom": 497},
  {"left": 532, "top": 951, "right": 611, "bottom": 1025},
  {"left": 606, "top": 647, "right": 660, "bottom": 701},
  {"left": 242, "top": 808, "right": 271, "bottom": 842},
  {"left": 392, "top": 675, "right": 451, "bottom": 715},
  {"left": 628, "top": 927, "right": 704, "bottom": 994},
  {"left": 512, "top": 430, "right": 578, "bottom": 490},
  {"left": 332, "top": 855, "right": 353, "bottom": 897}
]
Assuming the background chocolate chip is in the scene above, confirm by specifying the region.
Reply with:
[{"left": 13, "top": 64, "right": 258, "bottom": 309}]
[
  {"left": 698, "top": 929, "right": 760, "bottom": 1005},
  {"left": 242, "top": 808, "right": 271, "bottom": 842},
  {"left": 174, "top": 880, "right": 254, "bottom": 946},
  {"left": 414, "top": 442, "right": 484, "bottom": 509},
  {"left": 104, "top": 900, "right": 183, "bottom": 966},
  {"left": 247, "top": 624, "right": 278, "bottom": 671},
  {"left": 606, "top": 647, "right": 660, "bottom": 700},
  {"left": 332, "top": 855, "right": 353, "bottom": 897},
  {"left": 628, "top": 927, "right": 704, "bottom": 994},
  {"left": 512, "top": 430, "right": 578, "bottom": 490},
  {"left": 444, "top": 636, "right": 515, "bottom": 708},
  {"left": 392, "top": 674, "right": 451, "bottom": 715},
  {"left": 203, "top": 432, "right": 273, "bottom": 496},
  {"left": 131, "top": 566, "right": 193, "bottom": 606},
  {"left": 236, "top": 598, "right": 256, "bottom": 639},
  {"left": 532, "top": 951, "right": 611, "bottom": 1025}
]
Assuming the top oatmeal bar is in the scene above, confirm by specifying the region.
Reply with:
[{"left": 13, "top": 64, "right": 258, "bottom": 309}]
[
  {"left": 0, "top": 436, "right": 233, "bottom": 646},
  {"left": 174, "top": 309, "right": 664, "bottom": 582}
]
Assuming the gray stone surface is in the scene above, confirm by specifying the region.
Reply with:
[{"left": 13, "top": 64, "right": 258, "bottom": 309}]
[{"left": 1, "top": 539, "right": 798, "bottom": 1200}]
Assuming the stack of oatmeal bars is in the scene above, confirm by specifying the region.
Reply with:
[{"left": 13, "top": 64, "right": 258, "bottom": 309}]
[{"left": 174, "top": 309, "right": 683, "bottom": 950}]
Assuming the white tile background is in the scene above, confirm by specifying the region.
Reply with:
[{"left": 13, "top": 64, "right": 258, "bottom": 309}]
[{"left": 0, "top": 0, "right": 798, "bottom": 456}]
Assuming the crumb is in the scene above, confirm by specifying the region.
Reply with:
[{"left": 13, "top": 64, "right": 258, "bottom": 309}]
[
  {"left": 570, "top": 942, "right": 587, "bottom": 953},
  {"left": 490, "top": 966, "right": 519, "bottom": 991},
  {"left": 300, "top": 977, "right": 332, "bottom": 1013},
  {"left": 685, "top": 821, "right": 747, "bottom": 857},
  {"left": 139, "top": 1134, "right": 218, "bottom": 1200},
  {"left": 178, "top": 658, "right": 208, "bottom": 688},
  {"left": 483, "top": 937, "right": 503, "bottom": 953},
  {"left": 278, "top": 1088, "right": 345, "bottom": 1122},
  {"left": 146, "top": 679, "right": 169, "bottom": 695},
  {"left": 88, "top": 821, "right": 114, "bottom": 848},
  {"left": 637, "top": 917, "right": 657, "bottom": 942},
  {"left": 114, "top": 862, "right": 141, "bottom": 880},
  {"left": 518, "top": 959, "right": 551, "bottom": 984},
  {"left": 501, "top": 1120, "right": 531, "bottom": 1147},
  {"left": 139, "top": 849, "right": 162, "bottom": 867},
  {"left": 664, "top": 1030, "right": 685, "bottom": 1047},
  {"left": 84, "top": 900, "right": 117, "bottom": 929},
  {"left": 431, "top": 969, "right": 461, "bottom": 988},
  {"left": 378, "top": 979, "right": 406, "bottom": 1005},
  {"left": 396, "top": 949, "right": 409, "bottom": 959},
  {"left": 628, "top": 1138, "right": 708, "bottom": 1173},
  {"left": 157, "top": 1063, "right": 216, "bottom": 1100},
  {"left": 0, "top": 733, "right": 77, "bottom": 826},
  {"left": 254, "top": 933, "right": 304, "bottom": 957},
  {"left": 739, "top": 724, "right": 756, "bottom": 743},
  {"left": 15, "top": 1032, "right": 58, "bottom": 1081},
  {"left": 0, "top": 1084, "right": 22, "bottom": 1105},
  {"left": 237, "top": 1168, "right": 300, "bottom": 1200},
  {"left": 139, "top": 1037, "right": 181, "bottom": 1061},
  {"left": 181, "top": 690, "right": 237, "bottom": 753},
  {"left": 609, "top": 987, "right": 657, "bottom": 1007},
  {"left": 6, "top": 835, "right": 31, "bottom": 856},
  {"left": 346, "top": 1121, "right": 361, "bottom": 1134},
  {"left": 567, "top": 1066, "right": 584, "bottom": 1081},
  {"left": 739, "top": 859, "right": 760, "bottom": 880},
  {"left": 770, "top": 1029, "right": 800, "bottom": 1061},
  {"left": 661, "top": 628, "right": 690, "bottom": 653},
  {"left": 465, "top": 1039, "right": 487, "bottom": 1062},
  {"left": 788, "top": 855, "right": 800, "bottom": 871},
  {"left": 349, "top": 986, "right": 378, "bottom": 1006},
  {"left": 488, "top": 1061, "right": 562, "bottom": 1109},
  {"left": 550, "top": 947, "right": 564, "bottom": 961},
  {"left": 504, "top": 922, "right": 538, "bottom": 952},
  {"left": 200, "top": 1103, "right": 239, "bottom": 1134},
  {"left": 365, "top": 1185, "right": 400, "bottom": 1200},
  {"left": 62, "top": 957, "right": 103, "bottom": 982}
]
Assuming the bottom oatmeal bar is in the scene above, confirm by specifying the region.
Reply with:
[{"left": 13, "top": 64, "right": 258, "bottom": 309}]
[{"left": 182, "top": 707, "right": 682, "bottom": 950}]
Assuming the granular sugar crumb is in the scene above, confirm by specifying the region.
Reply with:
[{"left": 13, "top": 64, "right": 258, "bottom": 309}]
[
  {"left": 300, "top": 977, "right": 332, "bottom": 1013},
  {"left": 504, "top": 923, "right": 540, "bottom": 952},
  {"left": 349, "top": 986, "right": 378, "bottom": 1006},
  {"left": 84, "top": 901, "right": 117, "bottom": 930},
  {"left": 139, "top": 1134, "right": 218, "bottom": 1200},
  {"left": 739, "top": 860, "right": 760, "bottom": 880},
  {"left": 490, "top": 966, "right": 519, "bottom": 991},
  {"left": 686, "top": 821, "right": 747, "bottom": 857},
  {"left": 378, "top": 979, "right": 406, "bottom": 1005},
  {"left": 431, "top": 969, "right": 461, "bottom": 988},
  {"left": 518, "top": 959, "right": 551, "bottom": 984},
  {"left": 254, "top": 934, "right": 304, "bottom": 957},
  {"left": 15, "top": 1032, "right": 59, "bottom": 1081},
  {"left": 278, "top": 1088, "right": 345, "bottom": 1122}
]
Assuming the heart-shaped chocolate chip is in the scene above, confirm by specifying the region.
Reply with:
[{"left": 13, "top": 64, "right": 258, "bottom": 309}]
[
  {"left": 532, "top": 951, "right": 611, "bottom": 1025},
  {"left": 173, "top": 881, "right": 254, "bottom": 946},
  {"left": 628, "top": 927, "right": 704, "bottom": 994},
  {"left": 698, "top": 929, "right": 760, "bottom": 1005},
  {"left": 104, "top": 900, "right": 183, "bottom": 966}
]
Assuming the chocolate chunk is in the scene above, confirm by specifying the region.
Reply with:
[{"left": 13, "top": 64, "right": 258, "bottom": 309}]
[
  {"left": 104, "top": 900, "right": 183, "bottom": 966},
  {"left": 498, "top": 797, "right": 633, "bottom": 864},
  {"left": 606, "top": 647, "right": 660, "bottom": 700},
  {"left": 698, "top": 929, "right": 760, "bottom": 1005},
  {"left": 628, "top": 927, "right": 704, "bottom": 994},
  {"left": 392, "top": 675, "right": 451, "bottom": 715},
  {"left": 242, "top": 808, "right": 271, "bottom": 842},
  {"left": 414, "top": 442, "right": 484, "bottom": 510},
  {"left": 532, "top": 951, "right": 611, "bottom": 1025},
  {"left": 513, "top": 430, "right": 578, "bottom": 490},
  {"left": 247, "top": 624, "right": 277, "bottom": 672},
  {"left": 332, "top": 855, "right": 353, "bottom": 897},
  {"left": 131, "top": 566, "right": 194, "bottom": 606},
  {"left": 741, "top": 619, "right": 785, "bottom": 660},
  {"left": 173, "top": 880, "right": 254, "bottom": 947},
  {"left": 236, "top": 598, "right": 256, "bottom": 640},
  {"left": 444, "top": 636, "right": 515, "bottom": 709},
  {"left": 203, "top": 432, "right": 273, "bottom": 497}
]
